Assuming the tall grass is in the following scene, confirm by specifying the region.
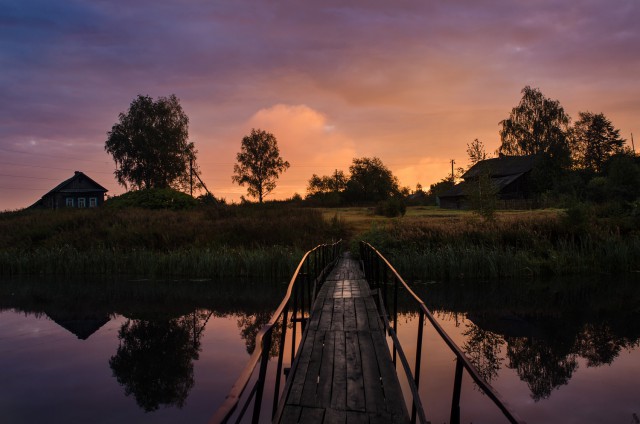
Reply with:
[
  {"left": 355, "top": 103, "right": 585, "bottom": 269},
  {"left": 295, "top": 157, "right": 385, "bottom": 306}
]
[
  {"left": 0, "top": 205, "right": 346, "bottom": 278},
  {"left": 360, "top": 214, "right": 640, "bottom": 281}
]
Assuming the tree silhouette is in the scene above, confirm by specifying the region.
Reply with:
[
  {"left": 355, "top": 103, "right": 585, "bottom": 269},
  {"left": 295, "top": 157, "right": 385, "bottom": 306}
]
[
  {"left": 344, "top": 157, "right": 399, "bottom": 202},
  {"left": 466, "top": 138, "right": 488, "bottom": 167},
  {"left": 571, "top": 112, "right": 625, "bottom": 173},
  {"left": 462, "top": 322, "right": 505, "bottom": 382},
  {"left": 506, "top": 336, "right": 577, "bottom": 401},
  {"left": 105, "top": 94, "right": 200, "bottom": 191},
  {"left": 109, "top": 311, "right": 210, "bottom": 411},
  {"left": 499, "top": 86, "right": 571, "bottom": 173},
  {"left": 232, "top": 128, "right": 289, "bottom": 203}
]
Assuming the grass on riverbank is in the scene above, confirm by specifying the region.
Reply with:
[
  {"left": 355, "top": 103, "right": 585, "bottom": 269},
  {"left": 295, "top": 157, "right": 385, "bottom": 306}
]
[
  {"left": 0, "top": 205, "right": 346, "bottom": 278},
  {"left": 354, "top": 208, "right": 640, "bottom": 281},
  {"left": 2, "top": 204, "right": 638, "bottom": 281}
]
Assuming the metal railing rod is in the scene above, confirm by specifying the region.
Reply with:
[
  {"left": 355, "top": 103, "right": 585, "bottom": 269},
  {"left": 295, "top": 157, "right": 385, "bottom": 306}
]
[
  {"left": 376, "top": 289, "right": 428, "bottom": 424},
  {"left": 210, "top": 241, "right": 341, "bottom": 424},
  {"left": 361, "top": 242, "right": 525, "bottom": 424}
]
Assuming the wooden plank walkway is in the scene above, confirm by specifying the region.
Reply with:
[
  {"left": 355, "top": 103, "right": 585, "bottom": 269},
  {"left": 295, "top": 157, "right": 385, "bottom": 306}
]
[{"left": 275, "top": 257, "right": 410, "bottom": 424}]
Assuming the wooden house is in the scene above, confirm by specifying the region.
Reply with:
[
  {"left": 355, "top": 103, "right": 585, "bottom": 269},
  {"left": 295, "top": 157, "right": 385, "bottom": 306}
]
[
  {"left": 34, "top": 171, "right": 108, "bottom": 209},
  {"left": 438, "top": 155, "right": 536, "bottom": 209}
]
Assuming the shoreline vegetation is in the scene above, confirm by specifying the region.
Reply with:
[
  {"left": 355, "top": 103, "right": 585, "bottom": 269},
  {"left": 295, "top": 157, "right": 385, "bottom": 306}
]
[{"left": 1, "top": 202, "right": 639, "bottom": 282}]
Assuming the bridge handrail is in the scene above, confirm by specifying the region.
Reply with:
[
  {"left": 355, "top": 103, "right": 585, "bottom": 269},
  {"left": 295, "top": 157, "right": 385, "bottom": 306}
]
[
  {"left": 211, "top": 240, "right": 342, "bottom": 424},
  {"left": 360, "top": 241, "right": 526, "bottom": 424}
]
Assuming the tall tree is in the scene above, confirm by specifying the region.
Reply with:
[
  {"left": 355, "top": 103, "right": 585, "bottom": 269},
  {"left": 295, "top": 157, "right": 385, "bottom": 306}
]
[
  {"left": 105, "top": 94, "right": 199, "bottom": 191},
  {"left": 571, "top": 112, "right": 625, "bottom": 173},
  {"left": 344, "top": 157, "right": 399, "bottom": 202},
  {"left": 306, "top": 170, "right": 347, "bottom": 196},
  {"left": 232, "top": 128, "right": 290, "bottom": 203},
  {"left": 499, "top": 86, "right": 571, "bottom": 168},
  {"left": 467, "top": 138, "right": 488, "bottom": 167}
]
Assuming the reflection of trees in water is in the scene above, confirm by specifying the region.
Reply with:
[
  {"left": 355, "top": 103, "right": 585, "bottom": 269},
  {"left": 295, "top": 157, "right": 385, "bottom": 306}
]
[
  {"left": 505, "top": 336, "right": 578, "bottom": 401},
  {"left": 109, "top": 310, "right": 212, "bottom": 411},
  {"left": 237, "top": 311, "right": 282, "bottom": 357},
  {"left": 574, "top": 323, "right": 628, "bottom": 367},
  {"left": 462, "top": 323, "right": 504, "bottom": 383},
  {"left": 461, "top": 317, "right": 640, "bottom": 401}
]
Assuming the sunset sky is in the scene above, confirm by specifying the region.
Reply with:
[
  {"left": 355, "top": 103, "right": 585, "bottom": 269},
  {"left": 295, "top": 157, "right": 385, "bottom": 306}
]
[{"left": 1, "top": 0, "right": 639, "bottom": 209}]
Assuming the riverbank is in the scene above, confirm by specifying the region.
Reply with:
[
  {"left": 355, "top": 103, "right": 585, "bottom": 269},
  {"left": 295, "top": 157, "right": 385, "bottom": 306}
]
[
  {"left": 0, "top": 205, "right": 346, "bottom": 278},
  {"left": 1, "top": 205, "right": 638, "bottom": 280}
]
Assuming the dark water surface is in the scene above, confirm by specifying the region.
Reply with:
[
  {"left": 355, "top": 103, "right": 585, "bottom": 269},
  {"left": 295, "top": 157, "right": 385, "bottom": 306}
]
[{"left": 1, "top": 275, "right": 639, "bottom": 423}]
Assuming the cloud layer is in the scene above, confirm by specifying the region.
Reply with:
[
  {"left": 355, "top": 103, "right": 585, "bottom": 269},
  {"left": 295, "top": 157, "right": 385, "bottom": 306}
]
[{"left": 1, "top": 0, "right": 639, "bottom": 208}]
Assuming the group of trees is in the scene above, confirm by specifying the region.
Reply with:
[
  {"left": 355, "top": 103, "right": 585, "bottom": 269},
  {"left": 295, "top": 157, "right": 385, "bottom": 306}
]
[
  {"left": 105, "top": 95, "right": 290, "bottom": 204},
  {"left": 498, "top": 86, "right": 638, "bottom": 206},
  {"left": 305, "top": 157, "right": 405, "bottom": 207},
  {"left": 105, "top": 89, "right": 637, "bottom": 210}
]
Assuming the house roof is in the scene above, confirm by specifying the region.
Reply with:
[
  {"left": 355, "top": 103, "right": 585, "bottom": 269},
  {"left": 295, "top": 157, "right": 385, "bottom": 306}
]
[
  {"left": 43, "top": 171, "right": 108, "bottom": 197},
  {"left": 462, "top": 155, "right": 536, "bottom": 179},
  {"left": 438, "top": 173, "right": 525, "bottom": 199}
]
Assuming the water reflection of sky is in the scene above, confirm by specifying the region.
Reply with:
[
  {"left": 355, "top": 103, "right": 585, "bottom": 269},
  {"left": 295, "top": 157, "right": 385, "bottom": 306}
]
[
  {"left": 1, "top": 275, "right": 640, "bottom": 423},
  {"left": 0, "top": 311, "right": 251, "bottom": 424}
]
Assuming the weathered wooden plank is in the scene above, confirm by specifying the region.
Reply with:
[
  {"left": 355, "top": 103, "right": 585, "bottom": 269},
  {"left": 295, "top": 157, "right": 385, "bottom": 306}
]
[
  {"left": 354, "top": 297, "right": 369, "bottom": 331},
  {"left": 358, "top": 331, "right": 385, "bottom": 415},
  {"left": 317, "top": 297, "right": 335, "bottom": 331},
  {"left": 308, "top": 295, "right": 326, "bottom": 331},
  {"left": 331, "top": 331, "right": 347, "bottom": 410},
  {"left": 331, "top": 298, "right": 344, "bottom": 331},
  {"left": 370, "top": 329, "right": 409, "bottom": 420},
  {"left": 279, "top": 405, "right": 302, "bottom": 423},
  {"left": 343, "top": 298, "right": 357, "bottom": 331},
  {"left": 363, "top": 295, "right": 381, "bottom": 331},
  {"left": 301, "top": 331, "right": 327, "bottom": 407},
  {"left": 286, "top": 329, "right": 318, "bottom": 406},
  {"left": 299, "top": 406, "right": 325, "bottom": 423},
  {"left": 317, "top": 329, "right": 335, "bottom": 407},
  {"left": 345, "top": 330, "right": 366, "bottom": 412},
  {"left": 323, "top": 408, "right": 346, "bottom": 424},
  {"left": 346, "top": 410, "right": 369, "bottom": 424}
]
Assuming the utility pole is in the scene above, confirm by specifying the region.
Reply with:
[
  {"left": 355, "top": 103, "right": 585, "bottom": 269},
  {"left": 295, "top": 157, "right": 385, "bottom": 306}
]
[
  {"left": 450, "top": 159, "right": 455, "bottom": 182},
  {"left": 190, "top": 159, "right": 193, "bottom": 197},
  {"left": 632, "top": 133, "right": 636, "bottom": 155}
]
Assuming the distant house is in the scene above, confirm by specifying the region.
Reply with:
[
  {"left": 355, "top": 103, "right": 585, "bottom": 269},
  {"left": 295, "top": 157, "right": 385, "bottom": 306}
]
[
  {"left": 438, "top": 155, "right": 536, "bottom": 209},
  {"left": 33, "top": 171, "right": 108, "bottom": 209}
]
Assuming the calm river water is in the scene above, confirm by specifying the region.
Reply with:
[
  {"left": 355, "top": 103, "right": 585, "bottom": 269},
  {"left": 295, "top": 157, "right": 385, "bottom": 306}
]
[{"left": 0, "top": 275, "right": 638, "bottom": 423}]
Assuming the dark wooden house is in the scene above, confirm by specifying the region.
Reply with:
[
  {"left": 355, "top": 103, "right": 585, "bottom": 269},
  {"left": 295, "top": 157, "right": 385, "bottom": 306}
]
[
  {"left": 438, "top": 155, "right": 536, "bottom": 209},
  {"left": 34, "top": 171, "right": 108, "bottom": 209}
]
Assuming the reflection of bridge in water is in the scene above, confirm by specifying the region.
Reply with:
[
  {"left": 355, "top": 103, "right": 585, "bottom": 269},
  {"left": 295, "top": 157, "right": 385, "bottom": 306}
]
[{"left": 212, "top": 242, "right": 524, "bottom": 424}]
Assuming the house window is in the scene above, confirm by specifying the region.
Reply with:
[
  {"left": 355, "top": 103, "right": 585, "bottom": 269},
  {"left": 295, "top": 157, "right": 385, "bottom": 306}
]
[
  {"left": 66, "top": 198, "right": 74, "bottom": 207},
  {"left": 78, "top": 198, "right": 86, "bottom": 208},
  {"left": 89, "top": 197, "right": 97, "bottom": 208}
]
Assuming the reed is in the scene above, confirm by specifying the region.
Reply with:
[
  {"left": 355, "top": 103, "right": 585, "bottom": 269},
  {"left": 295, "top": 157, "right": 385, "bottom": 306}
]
[
  {"left": 0, "top": 246, "right": 303, "bottom": 279},
  {"left": 360, "top": 213, "right": 640, "bottom": 281},
  {"left": 0, "top": 205, "right": 345, "bottom": 278}
]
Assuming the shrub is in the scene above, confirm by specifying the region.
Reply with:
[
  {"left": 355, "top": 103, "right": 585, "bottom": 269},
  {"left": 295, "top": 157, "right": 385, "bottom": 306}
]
[
  {"left": 375, "top": 197, "right": 406, "bottom": 217},
  {"left": 105, "top": 188, "right": 198, "bottom": 210}
]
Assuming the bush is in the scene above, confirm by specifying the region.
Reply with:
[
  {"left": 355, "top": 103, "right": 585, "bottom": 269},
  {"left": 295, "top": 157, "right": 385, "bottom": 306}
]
[
  {"left": 375, "top": 197, "right": 406, "bottom": 217},
  {"left": 105, "top": 188, "right": 198, "bottom": 210}
]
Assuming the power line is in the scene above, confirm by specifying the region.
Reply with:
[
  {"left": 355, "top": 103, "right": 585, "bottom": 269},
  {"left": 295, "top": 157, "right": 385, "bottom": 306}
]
[
  {"left": 0, "top": 147, "right": 111, "bottom": 164},
  {"left": 0, "top": 173, "right": 66, "bottom": 181},
  {"left": 0, "top": 161, "right": 114, "bottom": 175}
]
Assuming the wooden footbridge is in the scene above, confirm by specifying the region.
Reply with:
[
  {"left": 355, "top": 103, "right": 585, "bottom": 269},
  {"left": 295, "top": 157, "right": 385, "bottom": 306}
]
[{"left": 211, "top": 241, "right": 524, "bottom": 424}]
